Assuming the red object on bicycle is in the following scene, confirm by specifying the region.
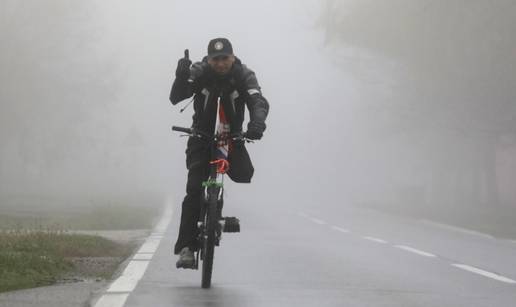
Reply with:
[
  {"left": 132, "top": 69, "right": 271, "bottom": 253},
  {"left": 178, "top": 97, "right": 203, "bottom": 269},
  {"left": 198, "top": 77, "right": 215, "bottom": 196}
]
[{"left": 210, "top": 159, "right": 230, "bottom": 174}]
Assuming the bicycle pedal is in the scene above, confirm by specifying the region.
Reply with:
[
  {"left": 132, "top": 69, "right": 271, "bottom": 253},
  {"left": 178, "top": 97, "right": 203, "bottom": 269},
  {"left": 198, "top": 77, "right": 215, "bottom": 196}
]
[
  {"left": 222, "top": 217, "right": 240, "bottom": 233},
  {"left": 176, "top": 260, "right": 196, "bottom": 269}
]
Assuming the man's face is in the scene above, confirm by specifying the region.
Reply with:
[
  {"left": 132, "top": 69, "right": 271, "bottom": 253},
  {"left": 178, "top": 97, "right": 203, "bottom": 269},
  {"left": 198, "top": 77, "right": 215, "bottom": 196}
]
[{"left": 208, "top": 54, "right": 235, "bottom": 75}]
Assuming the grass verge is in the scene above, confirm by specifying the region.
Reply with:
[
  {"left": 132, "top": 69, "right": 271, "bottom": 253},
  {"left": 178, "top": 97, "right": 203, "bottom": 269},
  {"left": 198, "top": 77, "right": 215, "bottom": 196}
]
[
  {"left": 0, "top": 204, "right": 162, "bottom": 230},
  {"left": 0, "top": 230, "right": 134, "bottom": 293}
]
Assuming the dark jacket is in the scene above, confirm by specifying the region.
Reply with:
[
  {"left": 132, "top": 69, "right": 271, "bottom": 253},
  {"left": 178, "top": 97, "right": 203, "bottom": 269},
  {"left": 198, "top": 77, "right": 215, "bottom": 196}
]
[
  {"left": 170, "top": 57, "right": 269, "bottom": 183},
  {"left": 170, "top": 57, "right": 269, "bottom": 136}
]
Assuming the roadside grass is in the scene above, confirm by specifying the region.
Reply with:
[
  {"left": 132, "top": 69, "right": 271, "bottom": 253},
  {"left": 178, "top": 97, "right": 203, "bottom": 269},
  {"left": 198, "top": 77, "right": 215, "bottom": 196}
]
[
  {"left": 0, "top": 230, "right": 134, "bottom": 293},
  {"left": 0, "top": 204, "right": 162, "bottom": 230},
  {"left": 0, "top": 201, "right": 163, "bottom": 292}
]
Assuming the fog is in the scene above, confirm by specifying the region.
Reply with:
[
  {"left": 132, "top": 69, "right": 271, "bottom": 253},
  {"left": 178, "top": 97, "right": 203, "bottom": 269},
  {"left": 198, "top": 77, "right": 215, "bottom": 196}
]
[{"left": 1, "top": 0, "right": 515, "bottom": 223}]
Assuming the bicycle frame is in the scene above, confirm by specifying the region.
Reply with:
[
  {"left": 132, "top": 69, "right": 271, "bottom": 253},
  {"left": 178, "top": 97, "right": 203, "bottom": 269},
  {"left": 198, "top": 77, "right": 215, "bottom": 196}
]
[{"left": 196, "top": 147, "right": 225, "bottom": 267}]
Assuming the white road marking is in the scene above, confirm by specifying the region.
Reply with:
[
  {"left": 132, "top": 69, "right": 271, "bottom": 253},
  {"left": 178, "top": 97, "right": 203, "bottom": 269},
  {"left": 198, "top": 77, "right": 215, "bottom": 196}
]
[
  {"left": 94, "top": 293, "right": 130, "bottom": 307},
  {"left": 132, "top": 253, "right": 154, "bottom": 261},
  {"left": 136, "top": 237, "right": 162, "bottom": 254},
  {"left": 298, "top": 212, "right": 308, "bottom": 218},
  {"left": 420, "top": 219, "right": 494, "bottom": 239},
  {"left": 149, "top": 234, "right": 163, "bottom": 239},
  {"left": 452, "top": 264, "right": 516, "bottom": 284},
  {"left": 331, "top": 226, "right": 350, "bottom": 233},
  {"left": 363, "top": 236, "right": 388, "bottom": 244},
  {"left": 394, "top": 245, "right": 437, "bottom": 257},
  {"left": 310, "top": 218, "right": 327, "bottom": 225},
  {"left": 154, "top": 207, "right": 174, "bottom": 232},
  {"left": 93, "top": 205, "right": 173, "bottom": 307},
  {"left": 107, "top": 260, "right": 150, "bottom": 292}
]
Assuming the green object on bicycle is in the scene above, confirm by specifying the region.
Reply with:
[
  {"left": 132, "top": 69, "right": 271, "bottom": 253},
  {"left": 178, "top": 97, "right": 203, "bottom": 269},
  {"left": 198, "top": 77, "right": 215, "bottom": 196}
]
[{"left": 202, "top": 179, "right": 223, "bottom": 188}]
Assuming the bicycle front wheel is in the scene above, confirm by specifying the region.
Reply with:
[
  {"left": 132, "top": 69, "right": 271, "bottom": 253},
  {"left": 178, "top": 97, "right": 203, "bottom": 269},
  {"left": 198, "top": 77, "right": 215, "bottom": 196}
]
[{"left": 201, "top": 190, "right": 218, "bottom": 288}]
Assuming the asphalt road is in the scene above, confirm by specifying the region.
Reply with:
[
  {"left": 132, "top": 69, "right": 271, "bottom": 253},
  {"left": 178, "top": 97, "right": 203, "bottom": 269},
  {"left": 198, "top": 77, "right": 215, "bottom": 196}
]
[{"left": 95, "top": 199, "right": 516, "bottom": 307}]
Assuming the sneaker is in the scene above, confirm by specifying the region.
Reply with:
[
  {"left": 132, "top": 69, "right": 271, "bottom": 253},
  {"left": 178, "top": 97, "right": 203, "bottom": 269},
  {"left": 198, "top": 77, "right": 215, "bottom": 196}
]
[{"left": 176, "top": 247, "right": 195, "bottom": 269}]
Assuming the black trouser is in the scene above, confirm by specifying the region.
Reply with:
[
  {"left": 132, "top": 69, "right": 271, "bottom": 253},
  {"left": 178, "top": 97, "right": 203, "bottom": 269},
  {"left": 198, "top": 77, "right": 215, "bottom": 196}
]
[
  {"left": 174, "top": 137, "right": 210, "bottom": 254},
  {"left": 174, "top": 163, "right": 209, "bottom": 254}
]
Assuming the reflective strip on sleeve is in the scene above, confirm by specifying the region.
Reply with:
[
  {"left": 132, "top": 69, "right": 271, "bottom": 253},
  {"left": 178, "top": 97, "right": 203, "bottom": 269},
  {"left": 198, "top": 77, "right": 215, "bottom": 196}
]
[
  {"left": 229, "top": 90, "right": 239, "bottom": 112},
  {"left": 202, "top": 88, "right": 210, "bottom": 110},
  {"left": 247, "top": 88, "right": 260, "bottom": 95},
  {"left": 230, "top": 90, "right": 239, "bottom": 100}
]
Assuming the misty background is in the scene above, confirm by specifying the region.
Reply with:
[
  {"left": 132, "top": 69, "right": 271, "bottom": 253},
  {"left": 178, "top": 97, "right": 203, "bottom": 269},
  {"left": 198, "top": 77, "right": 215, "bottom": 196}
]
[{"left": 1, "top": 0, "right": 515, "bottom": 227}]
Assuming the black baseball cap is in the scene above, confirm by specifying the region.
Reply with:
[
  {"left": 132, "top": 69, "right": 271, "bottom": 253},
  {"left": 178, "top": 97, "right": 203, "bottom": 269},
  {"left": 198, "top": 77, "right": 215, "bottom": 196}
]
[{"left": 207, "top": 38, "right": 233, "bottom": 59}]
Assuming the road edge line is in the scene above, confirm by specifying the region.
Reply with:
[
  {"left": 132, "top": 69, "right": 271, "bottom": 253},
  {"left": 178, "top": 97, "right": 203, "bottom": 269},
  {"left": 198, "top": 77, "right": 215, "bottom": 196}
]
[{"left": 91, "top": 205, "right": 174, "bottom": 307}]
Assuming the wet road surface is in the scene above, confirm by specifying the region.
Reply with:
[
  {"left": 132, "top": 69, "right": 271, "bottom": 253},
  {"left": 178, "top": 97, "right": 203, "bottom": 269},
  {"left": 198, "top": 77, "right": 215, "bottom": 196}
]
[{"left": 95, "top": 198, "right": 516, "bottom": 307}]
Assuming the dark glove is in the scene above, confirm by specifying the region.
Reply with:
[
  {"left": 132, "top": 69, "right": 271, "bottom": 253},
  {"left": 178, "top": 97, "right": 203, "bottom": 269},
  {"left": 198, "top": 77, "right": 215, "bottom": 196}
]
[
  {"left": 175, "top": 50, "right": 192, "bottom": 80},
  {"left": 246, "top": 121, "right": 266, "bottom": 140},
  {"left": 189, "top": 62, "right": 207, "bottom": 83}
]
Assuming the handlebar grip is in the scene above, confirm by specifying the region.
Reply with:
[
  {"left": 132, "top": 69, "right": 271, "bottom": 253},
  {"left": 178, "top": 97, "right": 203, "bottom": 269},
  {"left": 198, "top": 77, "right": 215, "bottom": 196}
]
[{"left": 172, "top": 126, "right": 193, "bottom": 134}]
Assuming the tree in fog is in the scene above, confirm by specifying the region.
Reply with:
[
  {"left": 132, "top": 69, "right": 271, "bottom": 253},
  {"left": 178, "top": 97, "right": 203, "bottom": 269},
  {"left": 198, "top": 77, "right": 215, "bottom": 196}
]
[{"left": 322, "top": 0, "right": 516, "bottom": 207}]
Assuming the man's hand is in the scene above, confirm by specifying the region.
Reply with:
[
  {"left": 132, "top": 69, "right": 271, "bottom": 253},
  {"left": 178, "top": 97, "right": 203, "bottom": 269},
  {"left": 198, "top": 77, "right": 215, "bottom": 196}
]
[
  {"left": 189, "top": 62, "right": 207, "bottom": 83},
  {"left": 246, "top": 121, "right": 266, "bottom": 140},
  {"left": 175, "top": 49, "right": 192, "bottom": 80}
]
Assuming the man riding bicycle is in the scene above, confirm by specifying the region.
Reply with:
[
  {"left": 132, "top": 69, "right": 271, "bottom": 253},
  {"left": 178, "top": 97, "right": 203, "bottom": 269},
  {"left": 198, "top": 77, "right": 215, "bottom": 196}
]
[{"left": 169, "top": 38, "right": 270, "bottom": 268}]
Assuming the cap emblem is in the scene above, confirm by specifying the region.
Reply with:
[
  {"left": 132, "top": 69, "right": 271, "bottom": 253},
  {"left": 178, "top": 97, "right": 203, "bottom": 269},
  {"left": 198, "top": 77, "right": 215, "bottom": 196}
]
[{"left": 214, "top": 41, "right": 224, "bottom": 50}]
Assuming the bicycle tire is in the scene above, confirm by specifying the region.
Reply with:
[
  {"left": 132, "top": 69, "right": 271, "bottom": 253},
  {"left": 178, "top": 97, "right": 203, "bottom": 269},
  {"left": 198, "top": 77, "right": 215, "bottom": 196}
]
[{"left": 201, "top": 187, "right": 218, "bottom": 288}]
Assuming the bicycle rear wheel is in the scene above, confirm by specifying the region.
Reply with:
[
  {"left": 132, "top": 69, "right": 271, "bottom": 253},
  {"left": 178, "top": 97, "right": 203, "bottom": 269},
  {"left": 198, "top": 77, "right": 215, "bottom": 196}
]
[{"left": 201, "top": 188, "right": 218, "bottom": 288}]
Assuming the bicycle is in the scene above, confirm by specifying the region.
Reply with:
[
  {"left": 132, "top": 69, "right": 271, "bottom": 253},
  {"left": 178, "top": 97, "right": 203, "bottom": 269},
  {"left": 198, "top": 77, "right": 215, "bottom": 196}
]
[{"left": 171, "top": 124, "right": 251, "bottom": 288}]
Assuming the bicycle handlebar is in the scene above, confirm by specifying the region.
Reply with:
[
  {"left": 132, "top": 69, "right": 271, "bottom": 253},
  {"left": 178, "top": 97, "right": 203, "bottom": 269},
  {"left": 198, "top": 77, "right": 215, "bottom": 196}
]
[
  {"left": 171, "top": 126, "right": 193, "bottom": 134},
  {"left": 171, "top": 126, "right": 210, "bottom": 138},
  {"left": 171, "top": 126, "right": 254, "bottom": 142}
]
